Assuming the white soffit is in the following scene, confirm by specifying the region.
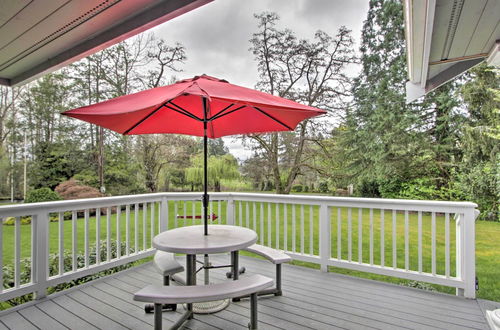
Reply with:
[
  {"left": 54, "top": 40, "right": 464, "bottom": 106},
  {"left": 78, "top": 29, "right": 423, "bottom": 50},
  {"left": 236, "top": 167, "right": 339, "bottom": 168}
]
[
  {"left": 404, "top": 0, "right": 500, "bottom": 103},
  {"left": 0, "top": 0, "right": 212, "bottom": 87}
]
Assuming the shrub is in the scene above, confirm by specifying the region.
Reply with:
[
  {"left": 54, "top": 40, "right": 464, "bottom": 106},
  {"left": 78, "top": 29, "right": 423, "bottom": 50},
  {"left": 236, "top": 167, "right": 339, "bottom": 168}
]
[
  {"left": 3, "top": 217, "right": 32, "bottom": 226},
  {"left": 356, "top": 179, "right": 380, "bottom": 197},
  {"left": 303, "top": 185, "right": 309, "bottom": 193},
  {"left": 318, "top": 181, "right": 329, "bottom": 193},
  {"left": 55, "top": 178, "right": 104, "bottom": 200},
  {"left": 292, "top": 184, "right": 303, "bottom": 192},
  {"left": 2, "top": 240, "right": 136, "bottom": 307},
  {"left": 24, "top": 188, "right": 61, "bottom": 203}
]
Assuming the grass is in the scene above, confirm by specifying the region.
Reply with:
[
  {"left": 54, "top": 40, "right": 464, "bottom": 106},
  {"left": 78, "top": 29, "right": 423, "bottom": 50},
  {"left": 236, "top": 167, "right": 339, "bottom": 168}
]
[{"left": 1, "top": 200, "right": 499, "bottom": 302}]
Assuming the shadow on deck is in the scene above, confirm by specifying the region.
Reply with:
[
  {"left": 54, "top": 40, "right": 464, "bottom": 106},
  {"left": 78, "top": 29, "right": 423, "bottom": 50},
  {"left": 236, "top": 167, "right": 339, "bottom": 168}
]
[{"left": 0, "top": 255, "right": 493, "bottom": 329}]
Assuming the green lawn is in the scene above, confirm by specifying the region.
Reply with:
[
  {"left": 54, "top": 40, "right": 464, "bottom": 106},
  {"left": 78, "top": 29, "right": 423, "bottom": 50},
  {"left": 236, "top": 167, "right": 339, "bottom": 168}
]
[{"left": 1, "top": 200, "right": 499, "bottom": 301}]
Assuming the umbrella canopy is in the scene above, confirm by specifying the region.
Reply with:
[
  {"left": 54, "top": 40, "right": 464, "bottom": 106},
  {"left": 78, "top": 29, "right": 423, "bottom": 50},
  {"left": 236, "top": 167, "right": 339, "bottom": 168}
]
[
  {"left": 63, "top": 75, "right": 325, "bottom": 138},
  {"left": 63, "top": 74, "right": 326, "bottom": 234}
]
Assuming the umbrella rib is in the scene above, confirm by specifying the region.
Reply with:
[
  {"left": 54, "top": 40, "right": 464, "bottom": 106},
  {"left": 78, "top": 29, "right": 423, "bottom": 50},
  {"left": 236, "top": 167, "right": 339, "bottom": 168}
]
[
  {"left": 165, "top": 104, "right": 202, "bottom": 121},
  {"left": 209, "top": 105, "right": 246, "bottom": 121},
  {"left": 123, "top": 102, "right": 168, "bottom": 135},
  {"left": 207, "top": 103, "right": 235, "bottom": 121},
  {"left": 252, "top": 106, "right": 293, "bottom": 130},
  {"left": 168, "top": 101, "right": 202, "bottom": 121}
]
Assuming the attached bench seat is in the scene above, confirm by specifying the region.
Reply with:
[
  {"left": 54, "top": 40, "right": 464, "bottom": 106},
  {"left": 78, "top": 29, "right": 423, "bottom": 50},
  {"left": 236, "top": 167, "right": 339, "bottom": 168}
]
[
  {"left": 154, "top": 251, "right": 184, "bottom": 284},
  {"left": 242, "top": 244, "right": 291, "bottom": 296},
  {"left": 134, "top": 274, "right": 274, "bottom": 330},
  {"left": 144, "top": 251, "right": 184, "bottom": 313}
]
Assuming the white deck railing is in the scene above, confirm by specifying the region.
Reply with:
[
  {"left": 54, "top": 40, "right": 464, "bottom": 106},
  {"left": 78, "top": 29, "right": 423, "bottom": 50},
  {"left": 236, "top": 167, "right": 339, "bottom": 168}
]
[{"left": 0, "top": 192, "right": 478, "bottom": 303}]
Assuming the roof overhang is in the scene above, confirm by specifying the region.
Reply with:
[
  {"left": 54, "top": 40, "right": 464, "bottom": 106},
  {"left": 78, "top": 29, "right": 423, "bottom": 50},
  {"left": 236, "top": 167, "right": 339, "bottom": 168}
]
[
  {"left": 0, "top": 0, "right": 212, "bottom": 87},
  {"left": 404, "top": 0, "right": 500, "bottom": 103}
]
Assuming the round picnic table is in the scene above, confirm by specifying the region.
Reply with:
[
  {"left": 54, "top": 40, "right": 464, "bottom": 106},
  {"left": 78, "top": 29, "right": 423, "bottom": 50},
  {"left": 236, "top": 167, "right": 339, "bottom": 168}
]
[{"left": 153, "top": 225, "right": 257, "bottom": 315}]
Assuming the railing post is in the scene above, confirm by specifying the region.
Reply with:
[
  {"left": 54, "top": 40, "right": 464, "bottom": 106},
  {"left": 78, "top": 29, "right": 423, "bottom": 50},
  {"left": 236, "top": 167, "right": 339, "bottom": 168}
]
[
  {"left": 319, "top": 203, "right": 330, "bottom": 272},
  {"left": 460, "top": 209, "right": 476, "bottom": 298},
  {"left": 33, "top": 212, "right": 49, "bottom": 300},
  {"left": 160, "top": 197, "right": 168, "bottom": 232},
  {"left": 226, "top": 195, "right": 235, "bottom": 225}
]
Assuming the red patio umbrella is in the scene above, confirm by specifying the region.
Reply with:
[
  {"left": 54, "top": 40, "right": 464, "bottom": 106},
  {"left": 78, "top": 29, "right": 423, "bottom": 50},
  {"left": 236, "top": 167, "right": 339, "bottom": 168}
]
[{"left": 63, "top": 75, "right": 326, "bottom": 235}]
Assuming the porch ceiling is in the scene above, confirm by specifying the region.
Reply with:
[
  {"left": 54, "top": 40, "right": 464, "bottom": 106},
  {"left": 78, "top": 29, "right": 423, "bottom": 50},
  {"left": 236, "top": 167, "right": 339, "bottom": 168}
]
[
  {"left": 404, "top": 0, "right": 500, "bottom": 102},
  {"left": 0, "top": 0, "right": 212, "bottom": 87}
]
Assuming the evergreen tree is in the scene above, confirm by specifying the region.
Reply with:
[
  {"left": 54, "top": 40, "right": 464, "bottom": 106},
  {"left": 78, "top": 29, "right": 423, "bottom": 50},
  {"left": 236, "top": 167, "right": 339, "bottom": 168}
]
[
  {"left": 343, "top": 0, "right": 425, "bottom": 194},
  {"left": 342, "top": 0, "right": 466, "bottom": 199},
  {"left": 458, "top": 64, "right": 500, "bottom": 220}
]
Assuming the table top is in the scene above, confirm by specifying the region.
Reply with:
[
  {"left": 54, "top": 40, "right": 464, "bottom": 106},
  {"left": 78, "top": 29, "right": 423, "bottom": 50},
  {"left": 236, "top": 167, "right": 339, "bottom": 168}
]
[{"left": 153, "top": 225, "right": 257, "bottom": 254}]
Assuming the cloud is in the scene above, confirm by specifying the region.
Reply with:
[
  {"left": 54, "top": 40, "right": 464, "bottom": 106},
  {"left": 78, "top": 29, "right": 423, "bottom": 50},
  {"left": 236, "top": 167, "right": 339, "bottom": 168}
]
[{"left": 153, "top": 0, "right": 368, "bottom": 88}]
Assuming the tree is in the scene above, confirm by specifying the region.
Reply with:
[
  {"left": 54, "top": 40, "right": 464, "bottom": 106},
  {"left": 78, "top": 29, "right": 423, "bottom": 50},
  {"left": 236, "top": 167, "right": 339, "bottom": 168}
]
[
  {"left": 136, "top": 36, "right": 186, "bottom": 192},
  {"left": 185, "top": 154, "right": 239, "bottom": 192},
  {"left": 458, "top": 64, "right": 500, "bottom": 220},
  {"left": 248, "top": 12, "right": 356, "bottom": 194},
  {"left": 208, "top": 138, "right": 228, "bottom": 157}
]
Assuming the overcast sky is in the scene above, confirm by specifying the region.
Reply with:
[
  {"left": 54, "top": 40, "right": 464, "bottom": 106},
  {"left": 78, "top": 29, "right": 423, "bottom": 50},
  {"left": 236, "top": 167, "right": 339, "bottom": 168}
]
[{"left": 151, "top": 0, "right": 370, "bottom": 160}]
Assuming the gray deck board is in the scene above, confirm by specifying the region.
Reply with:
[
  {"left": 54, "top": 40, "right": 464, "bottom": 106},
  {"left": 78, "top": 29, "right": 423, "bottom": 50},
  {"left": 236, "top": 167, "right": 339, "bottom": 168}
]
[
  {"left": 0, "top": 255, "right": 492, "bottom": 330},
  {"left": 17, "top": 305, "right": 68, "bottom": 330},
  {"left": 35, "top": 300, "right": 99, "bottom": 330}
]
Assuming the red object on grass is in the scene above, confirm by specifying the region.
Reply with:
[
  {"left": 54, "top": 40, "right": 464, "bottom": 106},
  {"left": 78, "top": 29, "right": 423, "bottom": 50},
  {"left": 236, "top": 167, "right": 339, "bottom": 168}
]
[
  {"left": 62, "top": 75, "right": 325, "bottom": 138},
  {"left": 176, "top": 213, "right": 218, "bottom": 221}
]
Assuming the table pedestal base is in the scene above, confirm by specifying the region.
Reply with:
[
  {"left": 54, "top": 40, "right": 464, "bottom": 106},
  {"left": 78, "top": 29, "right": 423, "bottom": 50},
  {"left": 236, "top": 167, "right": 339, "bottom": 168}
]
[{"left": 189, "top": 299, "right": 230, "bottom": 314}]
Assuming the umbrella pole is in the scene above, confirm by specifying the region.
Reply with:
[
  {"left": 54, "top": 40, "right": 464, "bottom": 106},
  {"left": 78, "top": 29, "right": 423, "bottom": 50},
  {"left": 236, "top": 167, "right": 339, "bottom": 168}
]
[{"left": 203, "top": 99, "right": 209, "bottom": 236}]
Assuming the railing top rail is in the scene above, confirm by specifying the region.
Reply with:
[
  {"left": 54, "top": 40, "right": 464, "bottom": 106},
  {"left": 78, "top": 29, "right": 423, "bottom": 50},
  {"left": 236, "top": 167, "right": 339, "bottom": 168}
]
[
  {"left": 0, "top": 192, "right": 204, "bottom": 215},
  {"left": 0, "top": 191, "right": 477, "bottom": 216},
  {"left": 225, "top": 192, "right": 478, "bottom": 209}
]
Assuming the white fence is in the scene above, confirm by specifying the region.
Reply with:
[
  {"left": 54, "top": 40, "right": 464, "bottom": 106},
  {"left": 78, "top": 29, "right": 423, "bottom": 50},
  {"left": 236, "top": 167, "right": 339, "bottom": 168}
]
[{"left": 0, "top": 192, "right": 478, "bottom": 304}]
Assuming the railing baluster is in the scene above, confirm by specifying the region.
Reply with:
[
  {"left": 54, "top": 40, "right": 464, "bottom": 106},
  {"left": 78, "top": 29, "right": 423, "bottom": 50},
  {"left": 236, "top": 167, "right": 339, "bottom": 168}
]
[
  {"left": 84, "top": 209, "right": 90, "bottom": 267},
  {"left": 431, "top": 212, "right": 436, "bottom": 275},
  {"left": 59, "top": 212, "right": 64, "bottom": 274},
  {"left": 217, "top": 200, "right": 221, "bottom": 224},
  {"left": 116, "top": 206, "right": 121, "bottom": 258},
  {"left": 300, "top": 205, "right": 304, "bottom": 254},
  {"left": 292, "top": 204, "right": 296, "bottom": 253},
  {"left": 183, "top": 201, "right": 187, "bottom": 226},
  {"left": 392, "top": 210, "right": 397, "bottom": 269},
  {"left": 150, "top": 202, "right": 155, "bottom": 247},
  {"left": 404, "top": 210, "right": 409, "bottom": 270},
  {"left": 445, "top": 212, "right": 450, "bottom": 277},
  {"left": 72, "top": 211, "right": 77, "bottom": 271},
  {"left": 253, "top": 202, "right": 257, "bottom": 230},
  {"left": 106, "top": 207, "right": 111, "bottom": 261},
  {"left": 358, "top": 208, "right": 362, "bottom": 263},
  {"left": 174, "top": 202, "right": 178, "bottom": 228},
  {"left": 418, "top": 211, "right": 422, "bottom": 273},
  {"left": 260, "top": 202, "right": 264, "bottom": 244},
  {"left": 347, "top": 208, "right": 352, "bottom": 262},
  {"left": 309, "top": 205, "right": 313, "bottom": 255},
  {"left": 337, "top": 208, "right": 341, "bottom": 260},
  {"left": 276, "top": 203, "right": 280, "bottom": 249},
  {"left": 246, "top": 201, "right": 250, "bottom": 228},
  {"left": 369, "top": 208, "right": 373, "bottom": 265},
  {"left": 239, "top": 201, "right": 242, "bottom": 226},
  {"left": 143, "top": 203, "right": 147, "bottom": 250},
  {"left": 284, "top": 204, "right": 288, "bottom": 251},
  {"left": 134, "top": 203, "right": 139, "bottom": 253},
  {"left": 15, "top": 216, "right": 21, "bottom": 287},
  {"left": 209, "top": 200, "right": 213, "bottom": 226},
  {"left": 95, "top": 209, "right": 100, "bottom": 265},
  {"left": 191, "top": 201, "right": 195, "bottom": 226},
  {"left": 126, "top": 205, "right": 130, "bottom": 256},
  {"left": 380, "top": 209, "right": 385, "bottom": 267},
  {"left": 267, "top": 203, "right": 272, "bottom": 246}
]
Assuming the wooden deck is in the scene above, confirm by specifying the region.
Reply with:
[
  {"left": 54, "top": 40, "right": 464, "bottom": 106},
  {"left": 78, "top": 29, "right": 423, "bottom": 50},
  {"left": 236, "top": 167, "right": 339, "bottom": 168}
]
[{"left": 0, "top": 255, "right": 492, "bottom": 330}]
